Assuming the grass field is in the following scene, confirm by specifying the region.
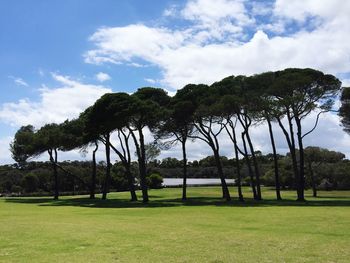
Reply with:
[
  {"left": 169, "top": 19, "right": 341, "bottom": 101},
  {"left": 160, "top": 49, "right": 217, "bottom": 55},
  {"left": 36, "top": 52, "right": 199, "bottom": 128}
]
[{"left": 0, "top": 187, "right": 349, "bottom": 263}]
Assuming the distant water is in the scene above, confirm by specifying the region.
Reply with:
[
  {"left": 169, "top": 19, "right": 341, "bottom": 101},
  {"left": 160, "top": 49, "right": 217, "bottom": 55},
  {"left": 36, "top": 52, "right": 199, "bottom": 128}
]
[{"left": 163, "top": 178, "right": 235, "bottom": 187}]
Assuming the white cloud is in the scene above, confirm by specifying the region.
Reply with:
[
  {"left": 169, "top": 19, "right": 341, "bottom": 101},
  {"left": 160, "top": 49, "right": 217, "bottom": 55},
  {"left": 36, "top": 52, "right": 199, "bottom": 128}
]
[
  {"left": 84, "top": 24, "right": 187, "bottom": 65},
  {"left": 181, "top": 0, "right": 253, "bottom": 28},
  {"left": 273, "top": 0, "right": 347, "bottom": 22},
  {"left": 84, "top": 1, "right": 350, "bottom": 90},
  {"left": 163, "top": 4, "right": 178, "bottom": 17},
  {"left": 144, "top": 78, "right": 156, "bottom": 84},
  {"left": 9, "top": 76, "right": 29, "bottom": 87},
  {"left": 95, "top": 72, "right": 111, "bottom": 82},
  {"left": 0, "top": 74, "right": 111, "bottom": 127},
  {"left": 0, "top": 136, "right": 14, "bottom": 164}
]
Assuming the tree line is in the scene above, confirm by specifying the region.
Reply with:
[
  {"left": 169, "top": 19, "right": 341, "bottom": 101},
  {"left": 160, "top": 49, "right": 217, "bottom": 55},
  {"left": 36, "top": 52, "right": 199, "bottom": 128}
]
[
  {"left": 11, "top": 68, "right": 346, "bottom": 203},
  {"left": 2, "top": 147, "right": 350, "bottom": 197}
]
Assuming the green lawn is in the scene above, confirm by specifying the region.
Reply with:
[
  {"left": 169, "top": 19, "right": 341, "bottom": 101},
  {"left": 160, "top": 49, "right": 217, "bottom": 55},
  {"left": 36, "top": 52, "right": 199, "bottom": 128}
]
[{"left": 0, "top": 187, "right": 349, "bottom": 263}]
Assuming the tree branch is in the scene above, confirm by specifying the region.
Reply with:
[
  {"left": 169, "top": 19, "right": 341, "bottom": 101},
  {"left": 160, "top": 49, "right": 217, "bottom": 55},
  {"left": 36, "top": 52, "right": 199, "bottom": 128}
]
[{"left": 301, "top": 110, "right": 327, "bottom": 139}]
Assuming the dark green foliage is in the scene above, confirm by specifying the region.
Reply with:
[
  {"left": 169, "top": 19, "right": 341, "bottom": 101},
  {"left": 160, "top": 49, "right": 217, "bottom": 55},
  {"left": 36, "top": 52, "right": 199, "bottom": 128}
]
[
  {"left": 339, "top": 87, "right": 350, "bottom": 133},
  {"left": 0, "top": 161, "right": 106, "bottom": 195},
  {"left": 10, "top": 125, "right": 37, "bottom": 167},
  {"left": 147, "top": 173, "right": 163, "bottom": 189},
  {"left": 21, "top": 173, "right": 39, "bottom": 193}
]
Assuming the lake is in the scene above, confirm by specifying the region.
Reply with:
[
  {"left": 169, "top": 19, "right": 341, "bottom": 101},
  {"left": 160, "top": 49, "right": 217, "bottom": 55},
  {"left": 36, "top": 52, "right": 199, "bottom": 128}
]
[{"left": 163, "top": 178, "right": 235, "bottom": 187}]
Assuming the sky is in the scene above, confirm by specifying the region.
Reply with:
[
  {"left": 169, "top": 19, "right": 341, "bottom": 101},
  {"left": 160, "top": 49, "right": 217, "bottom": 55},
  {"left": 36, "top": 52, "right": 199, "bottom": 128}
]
[{"left": 1, "top": 0, "right": 350, "bottom": 164}]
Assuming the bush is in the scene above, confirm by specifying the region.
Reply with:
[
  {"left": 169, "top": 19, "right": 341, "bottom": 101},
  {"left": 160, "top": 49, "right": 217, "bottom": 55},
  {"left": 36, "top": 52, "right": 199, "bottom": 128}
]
[{"left": 147, "top": 173, "right": 163, "bottom": 189}]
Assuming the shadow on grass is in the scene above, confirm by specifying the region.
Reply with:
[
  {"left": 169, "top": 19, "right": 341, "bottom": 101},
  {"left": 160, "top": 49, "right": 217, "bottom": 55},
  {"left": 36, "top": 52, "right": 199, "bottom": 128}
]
[{"left": 5, "top": 195, "right": 350, "bottom": 209}]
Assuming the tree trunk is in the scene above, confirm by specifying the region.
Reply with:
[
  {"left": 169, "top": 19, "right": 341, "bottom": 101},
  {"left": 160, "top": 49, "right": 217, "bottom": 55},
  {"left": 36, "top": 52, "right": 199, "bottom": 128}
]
[
  {"left": 286, "top": 112, "right": 300, "bottom": 194},
  {"left": 126, "top": 164, "right": 138, "bottom": 201},
  {"left": 245, "top": 130, "right": 262, "bottom": 200},
  {"left": 102, "top": 134, "right": 111, "bottom": 200},
  {"left": 138, "top": 128, "right": 149, "bottom": 203},
  {"left": 181, "top": 138, "right": 188, "bottom": 201},
  {"left": 213, "top": 148, "right": 231, "bottom": 201},
  {"left": 278, "top": 114, "right": 299, "bottom": 193},
  {"left": 295, "top": 117, "right": 306, "bottom": 201},
  {"left": 266, "top": 117, "right": 282, "bottom": 200},
  {"left": 231, "top": 126, "right": 244, "bottom": 202},
  {"left": 308, "top": 161, "right": 317, "bottom": 197},
  {"left": 242, "top": 132, "right": 258, "bottom": 200},
  {"left": 90, "top": 142, "right": 98, "bottom": 199},
  {"left": 72, "top": 176, "right": 75, "bottom": 196},
  {"left": 53, "top": 149, "right": 59, "bottom": 200},
  {"left": 48, "top": 149, "right": 59, "bottom": 200}
]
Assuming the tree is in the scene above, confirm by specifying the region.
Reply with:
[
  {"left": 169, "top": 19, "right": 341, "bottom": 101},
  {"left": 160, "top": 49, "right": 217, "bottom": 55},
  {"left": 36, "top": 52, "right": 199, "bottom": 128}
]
[
  {"left": 11, "top": 124, "right": 66, "bottom": 199},
  {"left": 248, "top": 72, "right": 282, "bottom": 200},
  {"left": 59, "top": 113, "right": 99, "bottom": 199},
  {"left": 270, "top": 68, "right": 341, "bottom": 201},
  {"left": 230, "top": 76, "right": 264, "bottom": 200},
  {"left": 177, "top": 84, "right": 232, "bottom": 201},
  {"left": 10, "top": 125, "right": 36, "bottom": 168},
  {"left": 128, "top": 87, "right": 170, "bottom": 203},
  {"left": 86, "top": 93, "right": 140, "bottom": 201},
  {"left": 304, "top": 147, "right": 345, "bottom": 197},
  {"left": 35, "top": 124, "right": 64, "bottom": 199},
  {"left": 212, "top": 75, "right": 259, "bottom": 201},
  {"left": 144, "top": 142, "right": 161, "bottom": 165},
  {"left": 155, "top": 94, "right": 196, "bottom": 201}
]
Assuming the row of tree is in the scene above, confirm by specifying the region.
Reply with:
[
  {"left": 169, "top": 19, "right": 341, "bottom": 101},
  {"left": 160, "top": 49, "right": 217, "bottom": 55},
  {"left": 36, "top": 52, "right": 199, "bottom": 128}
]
[
  {"left": 11, "top": 68, "right": 345, "bottom": 202},
  {"left": 2, "top": 147, "right": 350, "bottom": 196}
]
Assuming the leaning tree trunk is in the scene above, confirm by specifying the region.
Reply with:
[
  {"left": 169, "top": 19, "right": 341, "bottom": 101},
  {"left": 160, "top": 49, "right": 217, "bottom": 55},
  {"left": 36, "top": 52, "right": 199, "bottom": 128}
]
[
  {"left": 231, "top": 126, "right": 244, "bottom": 202},
  {"left": 122, "top": 130, "right": 138, "bottom": 202},
  {"left": 245, "top": 130, "right": 262, "bottom": 200},
  {"left": 295, "top": 116, "right": 306, "bottom": 201},
  {"left": 90, "top": 142, "right": 98, "bottom": 199},
  {"left": 266, "top": 117, "right": 282, "bottom": 200},
  {"left": 138, "top": 128, "right": 149, "bottom": 203},
  {"left": 277, "top": 115, "right": 299, "bottom": 194},
  {"left": 102, "top": 134, "right": 111, "bottom": 200},
  {"left": 194, "top": 121, "right": 231, "bottom": 201},
  {"left": 286, "top": 112, "right": 300, "bottom": 195},
  {"left": 109, "top": 131, "right": 138, "bottom": 202},
  {"left": 242, "top": 133, "right": 258, "bottom": 200},
  {"left": 213, "top": 148, "right": 231, "bottom": 201},
  {"left": 181, "top": 138, "right": 188, "bottom": 201}
]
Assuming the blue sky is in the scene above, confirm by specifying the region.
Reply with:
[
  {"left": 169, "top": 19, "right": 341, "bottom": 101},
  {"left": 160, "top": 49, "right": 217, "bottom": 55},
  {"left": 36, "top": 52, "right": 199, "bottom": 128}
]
[
  {"left": 1, "top": 0, "right": 350, "bottom": 164},
  {"left": 0, "top": 0, "right": 170, "bottom": 98}
]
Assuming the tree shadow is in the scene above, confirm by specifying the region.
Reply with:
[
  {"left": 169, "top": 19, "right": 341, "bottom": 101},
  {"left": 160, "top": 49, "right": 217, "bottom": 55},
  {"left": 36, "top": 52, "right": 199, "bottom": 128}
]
[{"left": 5, "top": 195, "right": 350, "bottom": 209}]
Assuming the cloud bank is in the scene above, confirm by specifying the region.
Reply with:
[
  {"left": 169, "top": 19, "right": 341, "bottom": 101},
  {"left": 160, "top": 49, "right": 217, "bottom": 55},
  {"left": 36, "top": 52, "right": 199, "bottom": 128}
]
[{"left": 85, "top": 0, "right": 350, "bottom": 89}]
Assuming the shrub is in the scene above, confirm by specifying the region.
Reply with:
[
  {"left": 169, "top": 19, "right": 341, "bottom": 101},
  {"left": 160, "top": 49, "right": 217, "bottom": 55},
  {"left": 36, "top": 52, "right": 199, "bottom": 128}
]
[{"left": 147, "top": 173, "right": 163, "bottom": 189}]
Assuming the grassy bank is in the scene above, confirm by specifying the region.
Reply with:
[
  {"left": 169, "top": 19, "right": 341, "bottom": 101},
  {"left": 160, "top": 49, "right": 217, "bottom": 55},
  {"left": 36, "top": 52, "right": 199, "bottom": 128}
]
[{"left": 0, "top": 187, "right": 349, "bottom": 262}]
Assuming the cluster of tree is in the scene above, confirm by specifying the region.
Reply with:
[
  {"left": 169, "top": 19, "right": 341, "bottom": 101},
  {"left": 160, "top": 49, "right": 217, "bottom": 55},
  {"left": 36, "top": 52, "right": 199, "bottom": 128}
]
[
  {"left": 0, "top": 160, "right": 163, "bottom": 196},
  {"left": 11, "top": 68, "right": 345, "bottom": 202},
  {"left": 2, "top": 147, "right": 350, "bottom": 196}
]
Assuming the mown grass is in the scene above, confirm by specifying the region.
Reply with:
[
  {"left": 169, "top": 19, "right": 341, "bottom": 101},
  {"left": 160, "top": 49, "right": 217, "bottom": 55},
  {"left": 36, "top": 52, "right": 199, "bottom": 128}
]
[{"left": 0, "top": 187, "right": 349, "bottom": 263}]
